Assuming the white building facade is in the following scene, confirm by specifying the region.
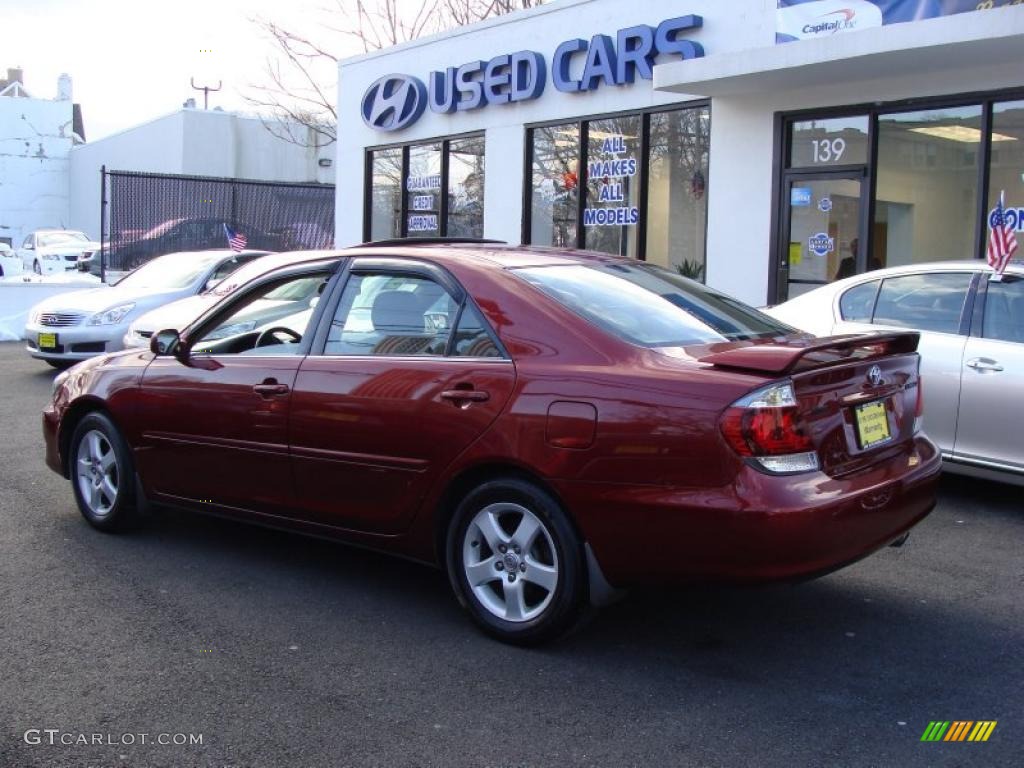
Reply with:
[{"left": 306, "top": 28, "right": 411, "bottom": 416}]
[
  {"left": 336, "top": 0, "right": 1024, "bottom": 306},
  {"left": 0, "top": 69, "right": 82, "bottom": 250}
]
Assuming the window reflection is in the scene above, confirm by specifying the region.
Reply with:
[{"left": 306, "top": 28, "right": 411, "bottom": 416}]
[
  {"left": 530, "top": 123, "right": 580, "bottom": 248},
  {"left": 875, "top": 106, "right": 982, "bottom": 267},
  {"left": 645, "top": 107, "right": 710, "bottom": 281}
]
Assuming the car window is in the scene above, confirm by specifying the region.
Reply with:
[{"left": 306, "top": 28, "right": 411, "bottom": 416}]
[
  {"left": 23, "top": 235, "right": 34, "bottom": 248},
  {"left": 325, "top": 273, "right": 457, "bottom": 356},
  {"left": 192, "top": 273, "right": 329, "bottom": 356},
  {"left": 872, "top": 273, "right": 972, "bottom": 334},
  {"left": 839, "top": 280, "right": 880, "bottom": 322},
  {"left": 209, "top": 254, "right": 259, "bottom": 285},
  {"left": 451, "top": 303, "right": 502, "bottom": 358},
  {"left": 982, "top": 276, "right": 1024, "bottom": 344},
  {"left": 515, "top": 262, "right": 792, "bottom": 347}
]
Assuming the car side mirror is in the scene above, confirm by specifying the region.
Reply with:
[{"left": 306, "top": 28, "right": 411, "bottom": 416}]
[{"left": 151, "top": 329, "right": 182, "bottom": 357}]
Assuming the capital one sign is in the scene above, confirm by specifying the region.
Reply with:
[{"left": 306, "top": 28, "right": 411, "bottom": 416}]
[{"left": 360, "top": 15, "right": 704, "bottom": 132}]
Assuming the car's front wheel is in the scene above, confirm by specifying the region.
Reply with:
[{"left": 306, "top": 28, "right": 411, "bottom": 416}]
[
  {"left": 69, "top": 412, "right": 137, "bottom": 532},
  {"left": 447, "top": 478, "right": 586, "bottom": 645},
  {"left": 32, "top": 259, "right": 42, "bottom": 275}
]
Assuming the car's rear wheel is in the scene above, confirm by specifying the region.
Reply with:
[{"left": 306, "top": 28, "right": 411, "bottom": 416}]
[
  {"left": 447, "top": 478, "right": 585, "bottom": 645},
  {"left": 69, "top": 412, "right": 137, "bottom": 532}
]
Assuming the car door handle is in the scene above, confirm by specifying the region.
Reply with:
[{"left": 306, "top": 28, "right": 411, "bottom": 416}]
[
  {"left": 966, "top": 358, "right": 1003, "bottom": 373},
  {"left": 440, "top": 389, "right": 490, "bottom": 403},
  {"left": 253, "top": 382, "right": 290, "bottom": 397}
]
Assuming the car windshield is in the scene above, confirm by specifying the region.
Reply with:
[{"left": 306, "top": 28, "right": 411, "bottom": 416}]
[
  {"left": 38, "top": 232, "right": 89, "bottom": 247},
  {"left": 116, "top": 252, "right": 225, "bottom": 291},
  {"left": 515, "top": 262, "right": 793, "bottom": 347}
]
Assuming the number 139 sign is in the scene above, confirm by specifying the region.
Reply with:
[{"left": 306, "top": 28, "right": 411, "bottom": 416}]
[{"left": 811, "top": 138, "right": 846, "bottom": 164}]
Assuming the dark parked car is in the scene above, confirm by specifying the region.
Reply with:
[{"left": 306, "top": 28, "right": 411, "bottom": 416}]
[
  {"left": 43, "top": 243, "right": 940, "bottom": 644},
  {"left": 88, "top": 218, "right": 277, "bottom": 275}
]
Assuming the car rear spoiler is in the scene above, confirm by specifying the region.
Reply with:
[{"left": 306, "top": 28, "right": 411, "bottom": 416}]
[{"left": 696, "top": 332, "right": 920, "bottom": 376}]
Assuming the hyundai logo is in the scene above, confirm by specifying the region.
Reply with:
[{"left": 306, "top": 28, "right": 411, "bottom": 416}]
[
  {"left": 867, "top": 365, "right": 883, "bottom": 387},
  {"left": 361, "top": 74, "right": 427, "bottom": 132}
]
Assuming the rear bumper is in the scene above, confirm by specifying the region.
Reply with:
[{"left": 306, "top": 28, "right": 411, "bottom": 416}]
[{"left": 557, "top": 436, "right": 941, "bottom": 588}]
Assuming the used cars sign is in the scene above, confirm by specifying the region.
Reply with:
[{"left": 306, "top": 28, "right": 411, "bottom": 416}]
[{"left": 360, "top": 14, "right": 705, "bottom": 132}]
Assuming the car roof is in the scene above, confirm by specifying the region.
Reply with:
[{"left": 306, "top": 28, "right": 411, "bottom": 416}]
[{"left": 338, "top": 243, "right": 629, "bottom": 270}]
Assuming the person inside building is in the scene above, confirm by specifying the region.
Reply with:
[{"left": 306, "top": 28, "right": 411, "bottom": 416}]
[{"left": 835, "top": 238, "right": 881, "bottom": 280}]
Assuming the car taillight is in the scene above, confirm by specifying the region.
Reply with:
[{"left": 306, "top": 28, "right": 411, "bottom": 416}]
[
  {"left": 720, "top": 381, "right": 819, "bottom": 474},
  {"left": 913, "top": 375, "right": 924, "bottom": 434}
]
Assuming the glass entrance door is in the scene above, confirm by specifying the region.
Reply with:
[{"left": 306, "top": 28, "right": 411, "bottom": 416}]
[{"left": 780, "top": 175, "right": 865, "bottom": 301}]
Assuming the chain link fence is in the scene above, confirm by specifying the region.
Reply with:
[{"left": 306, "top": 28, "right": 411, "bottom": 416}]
[{"left": 100, "top": 170, "right": 335, "bottom": 276}]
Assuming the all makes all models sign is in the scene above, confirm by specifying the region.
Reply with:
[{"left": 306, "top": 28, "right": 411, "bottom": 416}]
[
  {"left": 776, "top": 0, "right": 1009, "bottom": 43},
  {"left": 360, "top": 15, "right": 705, "bottom": 132}
]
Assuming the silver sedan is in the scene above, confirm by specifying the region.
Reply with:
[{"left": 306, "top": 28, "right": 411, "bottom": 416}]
[
  {"left": 24, "top": 249, "right": 268, "bottom": 367},
  {"left": 765, "top": 261, "right": 1024, "bottom": 485}
]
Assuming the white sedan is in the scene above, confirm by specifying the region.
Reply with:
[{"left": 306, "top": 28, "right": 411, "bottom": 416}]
[
  {"left": 123, "top": 251, "right": 331, "bottom": 348},
  {"left": 18, "top": 230, "right": 99, "bottom": 276},
  {"left": 765, "top": 261, "right": 1024, "bottom": 484}
]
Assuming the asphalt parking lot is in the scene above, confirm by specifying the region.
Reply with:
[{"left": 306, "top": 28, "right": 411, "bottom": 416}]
[{"left": 0, "top": 341, "right": 1021, "bottom": 768}]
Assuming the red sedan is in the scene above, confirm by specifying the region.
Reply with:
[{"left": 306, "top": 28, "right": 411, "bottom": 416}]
[{"left": 43, "top": 243, "right": 940, "bottom": 644}]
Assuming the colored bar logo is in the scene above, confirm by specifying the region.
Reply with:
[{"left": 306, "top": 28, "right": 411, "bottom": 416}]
[{"left": 921, "top": 721, "right": 997, "bottom": 742}]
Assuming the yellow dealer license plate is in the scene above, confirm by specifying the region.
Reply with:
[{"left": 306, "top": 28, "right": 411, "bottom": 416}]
[
  {"left": 856, "top": 400, "right": 891, "bottom": 449},
  {"left": 38, "top": 332, "right": 57, "bottom": 350}
]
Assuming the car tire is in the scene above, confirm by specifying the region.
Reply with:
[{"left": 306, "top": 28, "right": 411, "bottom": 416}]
[
  {"left": 446, "top": 477, "right": 586, "bottom": 646},
  {"left": 33, "top": 259, "right": 41, "bottom": 275},
  {"left": 69, "top": 412, "right": 138, "bottom": 532}
]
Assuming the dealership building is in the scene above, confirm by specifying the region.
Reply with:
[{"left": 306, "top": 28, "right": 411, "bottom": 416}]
[{"left": 335, "top": 0, "right": 1024, "bottom": 307}]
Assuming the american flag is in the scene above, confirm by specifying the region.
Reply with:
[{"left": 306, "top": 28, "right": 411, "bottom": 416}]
[
  {"left": 987, "top": 191, "right": 1019, "bottom": 276},
  {"left": 224, "top": 223, "right": 247, "bottom": 253}
]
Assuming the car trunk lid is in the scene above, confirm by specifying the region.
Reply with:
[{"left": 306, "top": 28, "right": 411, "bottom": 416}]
[{"left": 694, "top": 332, "right": 923, "bottom": 477}]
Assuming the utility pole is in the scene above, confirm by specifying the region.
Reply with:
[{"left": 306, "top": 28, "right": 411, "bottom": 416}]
[{"left": 189, "top": 77, "right": 222, "bottom": 110}]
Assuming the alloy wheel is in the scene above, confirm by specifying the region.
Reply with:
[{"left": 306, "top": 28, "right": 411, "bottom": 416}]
[
  {"left": 76, "top": 429, "right": 119, "bottom": 518},
  {"left": 462, "top": 502, "right": 559, "bottom": 622}
]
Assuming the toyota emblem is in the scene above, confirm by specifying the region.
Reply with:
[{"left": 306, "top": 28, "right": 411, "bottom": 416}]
[
  {"left": 361, "top": 74, "right": 427, "bottom": 132},
  {"left": 867, "top": 365, "right": 883, "bottom": 387}
]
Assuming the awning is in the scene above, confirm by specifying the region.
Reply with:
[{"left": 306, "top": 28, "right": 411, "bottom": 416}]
[{"left": 653, "top": 7, "right": 1024, "bottom": 98}]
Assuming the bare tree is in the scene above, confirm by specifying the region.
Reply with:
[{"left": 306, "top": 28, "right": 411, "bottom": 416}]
[{"left": 247, "top": 0, "right": 543, "bottom": 148}]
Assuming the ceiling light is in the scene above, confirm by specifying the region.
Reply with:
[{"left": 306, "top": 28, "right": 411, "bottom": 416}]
[{"left": 908, "top": 125, "right": 1016, "bottom": 143}]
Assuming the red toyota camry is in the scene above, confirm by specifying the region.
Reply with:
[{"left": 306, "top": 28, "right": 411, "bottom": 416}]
[{"left": 43, "top": 243, "right": 940, "bottom": 644}]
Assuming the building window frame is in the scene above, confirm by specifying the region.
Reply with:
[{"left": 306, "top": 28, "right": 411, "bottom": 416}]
[
  {"left": 771, "top": 87, "right": 1024, "bottom": 304},
  {"left": 362, "top": 130, "right": 485, "bottom": 242},
  {"left": 522, "top": 101, "right": 712, "bottom": 273}
]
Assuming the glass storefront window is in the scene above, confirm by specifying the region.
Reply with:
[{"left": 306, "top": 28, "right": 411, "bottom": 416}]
[
  {"left": 406, "top": 143, "right": 442, "bottom": 237},
  {"left": 790, "top": 116, "right": 869, "bottom": 168},
  {"left": 530, "top": 123, "right": 580, "bottom": 248},
  {"left": 365, "top": 135, "right": 485, "bottom": 241},
  {"left": 989, "top": 100, "right": 1024, "bottom": 239},
  {"left": 584, "top": 116, "right": 641, "bottom": 258},
  {"left": 369, "top": 148, "right": 402, "bottom": 241},
  {"left": 526, "top": 107, "right": 711, "bottom": 276},
  {"left": 448, "top": 136, "right": 486, "bottom": 239},
  {"left": 874, "top": 105, "right": 982, "bottom": 267},
  {"left": 646, "top": 107, "right": 710, "bottom": 280}
]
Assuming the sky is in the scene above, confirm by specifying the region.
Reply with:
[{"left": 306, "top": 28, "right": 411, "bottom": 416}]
[{"left": 2, "top": 0, "right": 358, "bottom": 140}]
